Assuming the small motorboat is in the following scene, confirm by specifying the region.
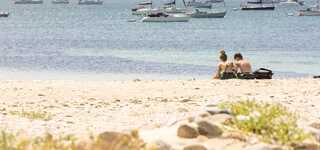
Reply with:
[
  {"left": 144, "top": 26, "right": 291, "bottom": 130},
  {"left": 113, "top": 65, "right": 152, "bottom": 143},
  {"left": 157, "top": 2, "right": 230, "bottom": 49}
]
[
  {"left": 187, "top": 9, "right": 226, "bottom": 18},
  {"left": 52, "top": 0, "right": 69, "bottom": 4},
  {"left": 78, "top": 0, "right": 103, "bottom": 5},
  {"left": 0, "top": 12, "right": 9, "bottom": 17},
  {"left": 240, "top": 1, "right": 275, "bottom": 10},
  {"left": 14, "top": 0, "right": 43, "bottom": 4},
  {"left": 142, "top": 12, "right": 190, "bottom": 22},
  {"left": 279, "top": 0, "right": 303, "bottom": 5}
]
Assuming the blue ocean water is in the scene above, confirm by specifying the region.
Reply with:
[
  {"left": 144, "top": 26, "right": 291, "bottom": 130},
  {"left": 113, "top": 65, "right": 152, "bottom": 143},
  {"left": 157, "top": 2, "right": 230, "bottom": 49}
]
[{"left": 0, "top": 0, "right": 319, "bottom": 79}]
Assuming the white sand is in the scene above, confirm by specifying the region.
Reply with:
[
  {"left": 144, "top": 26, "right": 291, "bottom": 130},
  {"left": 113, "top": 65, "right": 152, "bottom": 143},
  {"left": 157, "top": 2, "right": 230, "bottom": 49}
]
[{"left": 0, "top": 78, "right": 319, "bottom": 137}]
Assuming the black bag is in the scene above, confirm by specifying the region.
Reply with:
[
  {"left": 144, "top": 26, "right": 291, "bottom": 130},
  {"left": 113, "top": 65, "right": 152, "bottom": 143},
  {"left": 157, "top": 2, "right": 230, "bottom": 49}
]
[{"left": 253, "top": 68, "right": 273, "bottom": 79}]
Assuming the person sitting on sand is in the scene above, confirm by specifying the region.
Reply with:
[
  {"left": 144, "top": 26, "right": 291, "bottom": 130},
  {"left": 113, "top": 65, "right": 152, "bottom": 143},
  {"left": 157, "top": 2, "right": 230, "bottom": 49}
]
[
  {"left": 234, "top": 53, "right": 252, "bottom": 78},
  {"left": 213, "top": 50, "right": 235, "bottom": 80}
]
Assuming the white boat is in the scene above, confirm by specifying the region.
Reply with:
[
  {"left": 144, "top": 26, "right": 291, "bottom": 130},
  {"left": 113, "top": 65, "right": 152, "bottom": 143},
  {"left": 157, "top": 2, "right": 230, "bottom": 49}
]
[
  {"left": 52, "top": 0, "right": 69, "bottom": 4},
  {"left": 279, "top": 0, "right": 302, "bottom": 5},
  {"left": 14, "top": 0, "right": 43, "bottom": 4},
  {"left": 142, "top": 12, "right": 190, "bottom": 22},
  {"left": 297, "top": 0, "right": 320, "bottom": 16},
  {"left": 187, "top": 9, "right": 226, "bottom": 18},
  {"left": 78, "top": 0, "right": 103, "bottom": 5},
  {"left": 240, "top": 0, "right": 275, "bottom": 10},
  {"left": 0, "top": 12, "right": 9, "bottom": 17}
]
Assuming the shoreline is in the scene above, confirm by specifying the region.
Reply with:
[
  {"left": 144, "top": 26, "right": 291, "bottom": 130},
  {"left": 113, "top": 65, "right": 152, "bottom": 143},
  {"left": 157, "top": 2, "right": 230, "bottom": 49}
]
[
  {"left": 0, "top": 78, "right": 319, "bottom": 137},
  {"left": 0, "top": 69, "right": 314, "bottom": 80}
]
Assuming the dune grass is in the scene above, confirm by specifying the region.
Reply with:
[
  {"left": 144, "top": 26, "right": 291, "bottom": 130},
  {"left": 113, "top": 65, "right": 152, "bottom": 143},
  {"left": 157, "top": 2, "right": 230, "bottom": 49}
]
[
  {"left": 219, "top": 100, "right": 312, "bottom": 145},
  {"left": 9, "top": 110, "right": 52, "bottom": 121},
  {"left": 0, "top": 131, "right": 78, "bottom": 150}
]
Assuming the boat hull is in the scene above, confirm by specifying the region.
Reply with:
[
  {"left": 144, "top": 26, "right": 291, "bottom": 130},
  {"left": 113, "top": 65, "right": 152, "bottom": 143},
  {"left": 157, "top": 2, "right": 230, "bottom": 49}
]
[
  {"left": 14, "top": 1, "right": 43, "bottom": 4},
  {"left": 142, "top": 15, "right": 190, "bottom": 22},
  {"left": 52, "top": 1, "right": 69, "bottom": 4},
  {"left": 0, "top": 13, "right": 9, "bottom": 17},
  {"left": 79, "top": 1, "right": 103, "bottom": 5},
  {"left": 189, "top": 11, "right": 227, "bottom": 18},
  {"left": 241, "top": 6, "right": 275, "bottom": 10}
]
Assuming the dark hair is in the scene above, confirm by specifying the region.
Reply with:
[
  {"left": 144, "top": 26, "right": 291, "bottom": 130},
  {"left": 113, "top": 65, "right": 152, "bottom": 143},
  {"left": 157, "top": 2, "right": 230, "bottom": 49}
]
[
  {"left": 219, "top": 51, "right": 227, "bottom": 62},
  {"left": 234, "top": 53, "right": 243, "bottom": 60}
]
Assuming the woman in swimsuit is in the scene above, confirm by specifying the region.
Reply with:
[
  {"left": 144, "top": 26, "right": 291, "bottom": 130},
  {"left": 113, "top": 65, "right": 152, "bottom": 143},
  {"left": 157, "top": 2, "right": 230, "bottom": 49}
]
[{"left": 213, "top": 50, "right": 235, "bottom": 79}]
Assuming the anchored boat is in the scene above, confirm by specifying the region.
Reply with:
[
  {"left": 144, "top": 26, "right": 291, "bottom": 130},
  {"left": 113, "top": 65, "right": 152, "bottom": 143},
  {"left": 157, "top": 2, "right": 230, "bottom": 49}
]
[
  {"left": 240, "top": 0, "right": 275, "bottom": 10},
  {"left": 14, "top": 0, "right": 43, "bottom": 4},
  {"left": 52, "top": 0, "right": 69, "bottom": 4},
  {"left": 78, "top": 0, "right": 103, "bottom": 5},
  {"left": 142, "top": 12, "right": 190, "bottom": 22},
  {"left": 0, "top": 12, "right": 9, "bottom": 17}
]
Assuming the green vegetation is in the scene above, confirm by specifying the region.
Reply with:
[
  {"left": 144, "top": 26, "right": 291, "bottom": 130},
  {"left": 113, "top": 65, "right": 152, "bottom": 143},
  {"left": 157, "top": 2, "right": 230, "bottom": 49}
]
[
  {"left": 0, "top": 131, "right": 77, "bottom": 150},
  {"left": 9, "top": 110, "right": 52, "bottom": 121},
  {"left": 219, "top": 100, "right": 312, "bottom": 145}
]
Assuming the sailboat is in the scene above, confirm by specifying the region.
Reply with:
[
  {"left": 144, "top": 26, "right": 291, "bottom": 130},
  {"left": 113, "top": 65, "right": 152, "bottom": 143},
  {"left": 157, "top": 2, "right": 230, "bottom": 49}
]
[
  {"left": 240, "top": 0, "right": 275, "bottom": 10},
  {"left": 297, "top": 0, "right": 320, "bottom": 16},
  {"left": 186, "top": 0, "right": 227, "bottom": 18},
  {"left": 14, "top": 0, "right": 43, "bottom": 4},
  {"left": 78, "top": 0, "right": 103, "bottom": 5},
  {"left": 52, "top": 0, "right": 69, "bottom": 4}
]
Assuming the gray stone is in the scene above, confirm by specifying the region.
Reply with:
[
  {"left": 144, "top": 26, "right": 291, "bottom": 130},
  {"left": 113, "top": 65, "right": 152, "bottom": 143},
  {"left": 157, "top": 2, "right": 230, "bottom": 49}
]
[
  {"left": 206, "top": 108, "right": 232, "bottom": 115},
  {"left": 197, "top": 120, "right": 223, "bottom": 138},
  {"left": 244, "top": 143, "right": 283, "bottom": 150},
  {"left": 183, "top": 144, "right": 208, "bottom": 150},
  {"left": 177, "top": 124, "right": 199, "bottom": 139},
  {"left": 293, "top": 142, "right": 320, "bottom": 150},
  {"left": 310, "top": 122, "right": 320, "bottom": 129}
]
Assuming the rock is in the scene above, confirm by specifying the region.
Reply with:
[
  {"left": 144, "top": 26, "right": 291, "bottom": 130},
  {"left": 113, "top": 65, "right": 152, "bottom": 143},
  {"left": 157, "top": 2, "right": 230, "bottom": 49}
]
[
  {"left": 292, "top": 142, "right": 320, "bottom": 150},
  {"left": 313, "top": 76, "right": 320, "bottom": 79},
  {"left": 199, "top": 112, "right": 211, "bottom": 118},
  {"left": 177, "top": 124, "right": 199, "bottom": 139},
  {"left": 96, "top": 131, "right": 144, "bottom": 150},
  {"left": 244, "top": 143, "right": 283, "bottom": 150},
  {"left": 183, "top": 144, "right": 207, "bottom": 150},
  {"left": 197, "top": 120, "right": 223, "bottom": 138},
  {"left": 310, "top": 122, "right": 320, "bottom": 129},
  {"left": 145, "top": 140, "right": 172, "bottom": 150},
  {"left": 206, "top": 108, "right": 232, "bottom": 115}
]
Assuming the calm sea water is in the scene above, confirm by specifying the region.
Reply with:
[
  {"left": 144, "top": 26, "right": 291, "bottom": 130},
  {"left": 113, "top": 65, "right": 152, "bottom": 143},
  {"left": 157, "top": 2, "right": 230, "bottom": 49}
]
[{"left": 0, "top": 0, "right": 319, "bottom": 79}]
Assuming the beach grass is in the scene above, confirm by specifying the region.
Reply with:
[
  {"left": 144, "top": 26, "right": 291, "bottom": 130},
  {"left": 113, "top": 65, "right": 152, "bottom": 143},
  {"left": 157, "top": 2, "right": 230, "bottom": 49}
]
[
  {"left": 219, "top": 100, "right": 312, "bottom": 145},
  {"left": 9, "top": 110, "right": 52, "bottom": 121},
  {"left": 0, "top": 131, "right": 78, "bottom": 150}
]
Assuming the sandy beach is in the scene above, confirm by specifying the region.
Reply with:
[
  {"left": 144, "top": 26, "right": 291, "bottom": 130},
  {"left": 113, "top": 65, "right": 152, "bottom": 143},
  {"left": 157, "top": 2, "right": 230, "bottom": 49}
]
[{"left": 0, "top": 78, "right": 319, "bottom": 138}]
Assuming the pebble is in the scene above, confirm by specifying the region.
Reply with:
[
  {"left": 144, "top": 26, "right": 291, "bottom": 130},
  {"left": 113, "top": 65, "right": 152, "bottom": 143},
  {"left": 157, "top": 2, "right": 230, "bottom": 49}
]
[
  {"left": 145, "top": 140, "right": 172, "bottom": 150},
  {"left": 177, "top": 124, "right": 199, "bottom": 139},
  {"left": 197, "top": 120, "right": 223, "bottom": 138},
  {"left": 292, "top": 141, "right": 320, "bottom": 150},
  {"left": 183, "top": 144, "right": 208, "bottom": 150}
]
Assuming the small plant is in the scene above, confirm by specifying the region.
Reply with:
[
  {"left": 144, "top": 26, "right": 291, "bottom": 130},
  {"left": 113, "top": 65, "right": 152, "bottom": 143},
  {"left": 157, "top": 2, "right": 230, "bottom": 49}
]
[
  {"left": 219, "top": 100, "right": 312, "bottom": 145},
  {"left": 9, "top": 110, "right": 52, "bottom": 121}
]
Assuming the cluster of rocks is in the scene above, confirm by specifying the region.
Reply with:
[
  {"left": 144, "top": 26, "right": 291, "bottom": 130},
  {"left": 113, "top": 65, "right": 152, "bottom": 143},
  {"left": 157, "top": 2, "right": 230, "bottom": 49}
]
[{"left": 74, "top": 107, "right": 320, "bottom": 150}]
